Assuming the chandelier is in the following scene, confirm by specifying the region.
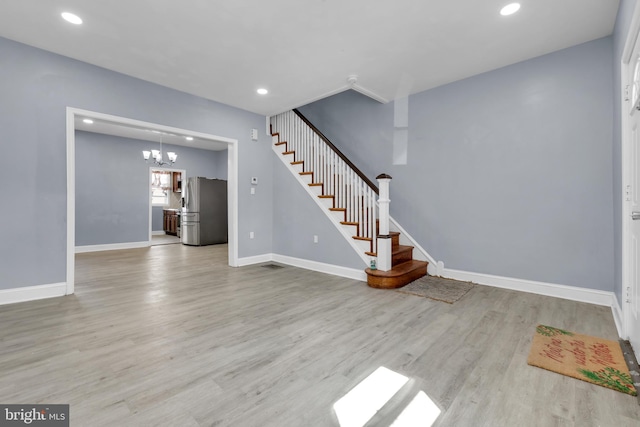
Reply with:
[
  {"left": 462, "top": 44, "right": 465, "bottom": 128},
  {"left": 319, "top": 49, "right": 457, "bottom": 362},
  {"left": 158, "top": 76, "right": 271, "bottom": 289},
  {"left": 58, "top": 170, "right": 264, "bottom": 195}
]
[{"left": 142, "top": 134, "right": 177, "bottom": 166}]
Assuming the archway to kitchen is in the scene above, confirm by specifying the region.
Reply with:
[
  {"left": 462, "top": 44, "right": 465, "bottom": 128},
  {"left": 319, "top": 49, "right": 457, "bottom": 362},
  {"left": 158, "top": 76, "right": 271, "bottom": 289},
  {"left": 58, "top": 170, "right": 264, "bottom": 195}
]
[{"left": 66, "top": 107, "right": 239, "bottom": 295}]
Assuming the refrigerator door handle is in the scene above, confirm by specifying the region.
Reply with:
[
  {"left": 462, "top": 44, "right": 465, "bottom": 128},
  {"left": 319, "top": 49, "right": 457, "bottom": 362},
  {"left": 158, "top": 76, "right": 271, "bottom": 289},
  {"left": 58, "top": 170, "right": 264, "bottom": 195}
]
[{"left": 185, "top": 178, "right": 189, "bottom": 208}]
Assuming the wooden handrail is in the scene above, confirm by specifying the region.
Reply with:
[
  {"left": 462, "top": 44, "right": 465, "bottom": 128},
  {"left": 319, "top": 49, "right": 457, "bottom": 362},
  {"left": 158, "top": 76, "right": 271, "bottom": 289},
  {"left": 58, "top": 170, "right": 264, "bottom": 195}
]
[{"left": 293, "top": 109, "right": 379, "bottom": 194}]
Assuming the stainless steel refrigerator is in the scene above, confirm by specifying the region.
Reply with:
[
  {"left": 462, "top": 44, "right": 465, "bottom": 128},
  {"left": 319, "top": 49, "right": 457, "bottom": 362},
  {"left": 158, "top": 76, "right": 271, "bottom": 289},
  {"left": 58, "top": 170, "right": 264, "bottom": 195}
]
[{"left": 181, "top": 177, "right": 228, "bottom": 246}]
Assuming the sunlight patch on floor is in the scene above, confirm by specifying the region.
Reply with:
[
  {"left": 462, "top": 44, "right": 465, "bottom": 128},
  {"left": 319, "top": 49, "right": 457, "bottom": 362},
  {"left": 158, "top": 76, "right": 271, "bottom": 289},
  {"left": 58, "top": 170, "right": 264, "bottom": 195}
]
[
  {"left": 390, "top": 391, "right": 441, "bottom": 427},
  {"left": 333, "top": 366, "right": 408, "bottom": 427}
]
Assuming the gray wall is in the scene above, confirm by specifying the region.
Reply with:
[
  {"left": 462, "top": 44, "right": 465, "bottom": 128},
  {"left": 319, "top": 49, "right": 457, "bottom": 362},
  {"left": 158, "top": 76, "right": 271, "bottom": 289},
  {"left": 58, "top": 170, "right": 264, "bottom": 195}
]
[
  {"left": 613, "top": 0, "right": 637, "bottom": 304},
  {"left": 0, "top": 37, "right": 273, "bottom": 290},
  {"left": 298, "top": 37, "right": 614, "bottom": 291},
  {"left": 272, "top": 155, "right": 365, "bottom": 269},
  {"left": 75, "top": 131, "right": 227, "bottom": 246},
  {"left": 152, "top": 207, "right": 164, "bottom": 232}
]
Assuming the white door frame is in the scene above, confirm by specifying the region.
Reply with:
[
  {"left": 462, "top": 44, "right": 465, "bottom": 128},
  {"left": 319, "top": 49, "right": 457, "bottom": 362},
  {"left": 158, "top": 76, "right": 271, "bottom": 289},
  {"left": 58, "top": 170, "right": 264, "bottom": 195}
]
[
  {"left": 149, "top": 166, "right": 186, "bottom": 241},
  {"left": 621, "top": 1, "right": 640, "bottom": 341},
  {"left": 66, "top": 107, "right": 239, "bottom": 295}
]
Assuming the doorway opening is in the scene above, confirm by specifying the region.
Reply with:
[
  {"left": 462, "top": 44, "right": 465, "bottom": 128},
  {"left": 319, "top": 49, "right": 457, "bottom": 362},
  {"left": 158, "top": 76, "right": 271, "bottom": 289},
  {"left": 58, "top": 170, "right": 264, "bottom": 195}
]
[
  {"left": 66, "top": 107, "right": 239, "bottom": 295},
  {"left": 150, "top": 167, "right": 186, "bottom": 247}
]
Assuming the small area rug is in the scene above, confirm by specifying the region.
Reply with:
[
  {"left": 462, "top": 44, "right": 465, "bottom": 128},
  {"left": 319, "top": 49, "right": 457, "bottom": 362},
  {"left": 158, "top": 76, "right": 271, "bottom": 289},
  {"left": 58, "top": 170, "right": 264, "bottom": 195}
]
[
  {"left": 394, "top": 275, "right": 474, "bottom": 304},
  {"left": 527, "top": 325, "right": 637, "bottom": 396}
]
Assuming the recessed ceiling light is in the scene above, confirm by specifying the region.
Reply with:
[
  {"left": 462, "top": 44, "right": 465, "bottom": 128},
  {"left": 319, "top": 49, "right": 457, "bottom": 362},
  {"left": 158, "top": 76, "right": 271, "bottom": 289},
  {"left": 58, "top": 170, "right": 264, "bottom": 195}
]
[
  {"left": 185, "top": 136, "right": 194, "bottom": 141},
  {"left": 257, "top": 88, "right": 268, "bottom": 95},
  {"left": 82, "top": 118, "right": 93, "bottom": 124},
  {"left": 61, "top": 12, "right": 83, "bottom": 25},
  {"left": 500, "top": 3, "right": 521, "bottom": 16}
]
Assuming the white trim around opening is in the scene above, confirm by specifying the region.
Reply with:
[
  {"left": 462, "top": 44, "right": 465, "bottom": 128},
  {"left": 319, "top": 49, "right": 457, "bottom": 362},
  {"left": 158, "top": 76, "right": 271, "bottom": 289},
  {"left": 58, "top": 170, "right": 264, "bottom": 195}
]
[
  {"left": 620, "top": 1, "right": 640, "bottom": 341},
  {"left": 66, "top": 107, "right": 240, "bottom": 296}
]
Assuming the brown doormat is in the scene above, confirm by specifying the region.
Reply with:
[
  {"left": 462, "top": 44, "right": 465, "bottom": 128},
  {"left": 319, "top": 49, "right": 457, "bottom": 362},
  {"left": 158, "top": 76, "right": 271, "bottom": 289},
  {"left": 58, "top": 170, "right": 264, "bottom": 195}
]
[
  {"left": 527, "top": 325, "right": 637, "bottom": 396},
  {"left": 394, "top": 275, "right": 473, "bottom": 304}
]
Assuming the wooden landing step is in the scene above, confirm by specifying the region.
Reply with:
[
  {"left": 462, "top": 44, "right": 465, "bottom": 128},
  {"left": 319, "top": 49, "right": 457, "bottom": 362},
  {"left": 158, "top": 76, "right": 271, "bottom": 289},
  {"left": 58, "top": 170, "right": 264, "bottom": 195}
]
[{"left": 365, "top": 260, "right": 428, "bottom": 289}]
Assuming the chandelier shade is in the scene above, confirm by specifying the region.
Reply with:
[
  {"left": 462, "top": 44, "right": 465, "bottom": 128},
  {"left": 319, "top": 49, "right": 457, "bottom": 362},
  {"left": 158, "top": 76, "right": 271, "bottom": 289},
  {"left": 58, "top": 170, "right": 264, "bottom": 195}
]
[{"left": 143, "top": 135, "right": 177, "bottom": 166}]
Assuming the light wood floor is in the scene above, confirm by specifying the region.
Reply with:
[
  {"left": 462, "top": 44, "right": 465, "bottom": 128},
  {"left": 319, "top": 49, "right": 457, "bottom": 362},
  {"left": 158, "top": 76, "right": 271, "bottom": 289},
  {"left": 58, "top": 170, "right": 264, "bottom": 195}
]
[
  {"left": 151, "top": 233, "right": 181, "bottom": 246},
  {"left": 0, "top": 244, "right": 638, "bottom": 426}
]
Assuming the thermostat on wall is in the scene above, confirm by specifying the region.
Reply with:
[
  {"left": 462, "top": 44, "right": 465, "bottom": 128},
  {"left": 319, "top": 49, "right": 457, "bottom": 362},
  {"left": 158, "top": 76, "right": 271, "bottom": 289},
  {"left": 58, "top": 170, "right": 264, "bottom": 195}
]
[{"left": 251, "top": 177, "right": 258, "bottom": 185}]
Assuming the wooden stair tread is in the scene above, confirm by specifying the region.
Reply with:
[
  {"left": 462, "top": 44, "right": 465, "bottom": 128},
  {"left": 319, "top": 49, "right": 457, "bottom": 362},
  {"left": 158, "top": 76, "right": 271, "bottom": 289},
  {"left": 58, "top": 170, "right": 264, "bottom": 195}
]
[
  {"left": 275, "top": 141, "right": 287, "bottom": 146},
  {"left": 271, "top": 132, "right": 279, "bottom": 137},
  {"left": 394, "top": 245, "right": 414, "bottom": 254},
  {"left": 341, "top": 221, "right": 358, "bottom": 226},
  {"left": 283, "top": 151, "right": 295, "bottom": 155},
  {"left": 365, "top": 260, "right": 429, "bottom": 289},
  {"left": 318, "top": 195, "right": 334, "bottom": 199},
  {"left": 330, "top": 207, "right": 346, "bottom": 212},
  {"left": 299, "top": 171, "right": 313, "bottom": 176},
  {"left": 352, "top": 236, "right": 372, "bottom": 242},
  {"left": 291, "top": 161, "right": 303, "bottom": 165},
  {"left": 365, "top": 245, "right": 414, "bottom": 258}
]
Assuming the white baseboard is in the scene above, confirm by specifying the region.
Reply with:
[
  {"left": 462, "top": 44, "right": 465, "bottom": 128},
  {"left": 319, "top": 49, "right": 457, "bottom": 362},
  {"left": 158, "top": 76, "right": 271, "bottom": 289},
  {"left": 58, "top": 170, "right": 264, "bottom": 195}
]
[
  {"left": 272, "top": 254, "right": 367, "bottom": 282},
  {"left": 152, "top": 230, "right": 165, "bottom": 236},
  {"left": 612, "top": 294, "right": 624, "bottom": 338},
  {"left": 443, "top": 267, "right": 617, "bottom": 307},
  {"left": 0, "top": 282, "right": 67, "bottom": 306},
  {"left": 75, "top": 241, "right": 150, "bottom": 253},
  {"left": 237, "top": 253, "right": 274, "bottom": 266},
  {"left": 236, "top": 253, "right": 366, "bottom": 281}
]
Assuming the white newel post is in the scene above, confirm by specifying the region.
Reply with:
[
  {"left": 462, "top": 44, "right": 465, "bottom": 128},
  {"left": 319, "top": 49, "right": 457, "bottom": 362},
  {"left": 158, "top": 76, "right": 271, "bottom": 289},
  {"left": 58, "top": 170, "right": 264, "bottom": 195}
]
[{"left": 376, "top": 174, "right": 392, "bottom": 271}]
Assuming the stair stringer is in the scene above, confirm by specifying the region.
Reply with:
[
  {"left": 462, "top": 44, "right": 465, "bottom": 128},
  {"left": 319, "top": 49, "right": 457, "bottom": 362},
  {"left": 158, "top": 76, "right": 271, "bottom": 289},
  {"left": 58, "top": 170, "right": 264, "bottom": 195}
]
[
  {"left": 271, "top": 140, "right": 371, "bottom": 267},
  {"left": 388, "top": 217, "right": 438, "bottom": 275}
]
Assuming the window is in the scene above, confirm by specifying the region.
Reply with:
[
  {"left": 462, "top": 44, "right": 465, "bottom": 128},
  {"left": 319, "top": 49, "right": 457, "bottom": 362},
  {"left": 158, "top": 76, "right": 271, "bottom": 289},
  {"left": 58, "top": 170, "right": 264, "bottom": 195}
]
[{"left": 151, "top": 170, "right": 171, "bottom": 206}]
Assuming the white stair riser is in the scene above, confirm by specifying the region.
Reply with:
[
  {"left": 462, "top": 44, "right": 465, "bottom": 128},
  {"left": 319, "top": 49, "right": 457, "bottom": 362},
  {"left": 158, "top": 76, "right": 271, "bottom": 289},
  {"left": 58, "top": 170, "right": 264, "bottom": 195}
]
[
  {"left": 330, "top": 210, "right": 345, "bottom": 222},
  {"left": 353, "top": 239, "right": 372, "bottom": 253},
  {"left": 291, "top": 163, "right": 303, "bottom": 173},
  {"left": 282, "top": 153, "right": 294, "bottom": 163},
  {"left": 299, "top": 174, "right": 313, "bottom": 184},
  {"left": 274, "top": 144, "right": 287, "bottom": 154},
  {"left": 319, "top": 197, "right": 334, "bottom": 209},
  {"left": 341, "top": 224, "right": 358, "bottom": 236},
  {"left": 309, "top": 185, "right": 323, "bottom": 196}
]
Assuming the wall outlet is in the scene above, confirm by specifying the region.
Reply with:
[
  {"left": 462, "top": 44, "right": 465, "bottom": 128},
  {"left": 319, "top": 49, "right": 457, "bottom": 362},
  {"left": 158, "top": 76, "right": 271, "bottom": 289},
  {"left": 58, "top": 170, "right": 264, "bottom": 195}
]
[
  {"left": 313, "top": 235, "right": 318, "bottom": 243},
  {"left": 249, "top": 231, "right": 254, "bottom": 239}
]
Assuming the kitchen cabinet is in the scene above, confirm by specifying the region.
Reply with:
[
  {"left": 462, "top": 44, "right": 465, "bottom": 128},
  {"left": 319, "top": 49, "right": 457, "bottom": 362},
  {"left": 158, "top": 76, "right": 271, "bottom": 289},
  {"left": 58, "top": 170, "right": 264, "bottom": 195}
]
[
  {"left": 163, "top": 209, "right": 179, "bottom": 235},
  {"left": 172, "top": 172, "right": 182, "bottom": 193}
]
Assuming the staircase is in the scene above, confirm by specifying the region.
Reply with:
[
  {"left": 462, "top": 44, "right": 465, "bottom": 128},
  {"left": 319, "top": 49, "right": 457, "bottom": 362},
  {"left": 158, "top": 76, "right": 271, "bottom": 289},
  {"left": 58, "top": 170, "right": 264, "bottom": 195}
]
[
  {"left": 365, "top": 224, "right": 429, "bottom": 289},
  {"left": 271, "top": 109, "right": 429, "bottom": 288}
]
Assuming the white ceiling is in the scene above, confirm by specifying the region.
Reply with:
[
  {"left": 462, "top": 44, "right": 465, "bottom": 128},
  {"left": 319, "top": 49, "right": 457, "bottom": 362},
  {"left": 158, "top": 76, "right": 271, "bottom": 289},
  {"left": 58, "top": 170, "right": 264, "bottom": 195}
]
[
  {"left": 74, "top": 116, "right": 229, "bottom": 151},
  {"left": 1, "top": 0, "right": 620, "bottom": 116}
]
